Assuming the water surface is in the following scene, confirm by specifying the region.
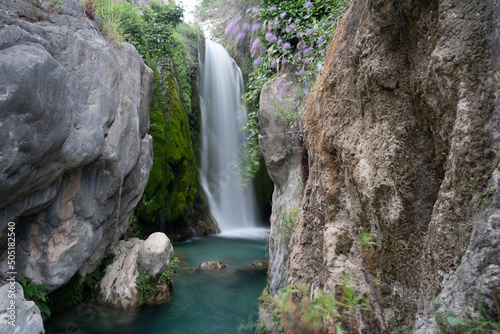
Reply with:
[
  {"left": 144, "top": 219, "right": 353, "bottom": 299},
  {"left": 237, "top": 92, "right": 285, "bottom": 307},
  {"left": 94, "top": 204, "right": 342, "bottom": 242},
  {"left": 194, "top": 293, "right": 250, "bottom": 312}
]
[{"left": 45, "top": 232, "right": 269, "bottom": 334}]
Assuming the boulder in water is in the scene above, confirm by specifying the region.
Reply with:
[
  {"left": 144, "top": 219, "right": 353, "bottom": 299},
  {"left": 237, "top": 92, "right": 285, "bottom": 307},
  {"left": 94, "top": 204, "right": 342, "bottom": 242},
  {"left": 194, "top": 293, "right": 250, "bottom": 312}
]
[
  {"left": 198, "top": 261, "right": 227, "bottom": 270},
  {"left": 97, "top": 233, "right": 174, "bottom": 309},
  {"left": 251, "top": 260, "right": 269, "bottom": 269}
]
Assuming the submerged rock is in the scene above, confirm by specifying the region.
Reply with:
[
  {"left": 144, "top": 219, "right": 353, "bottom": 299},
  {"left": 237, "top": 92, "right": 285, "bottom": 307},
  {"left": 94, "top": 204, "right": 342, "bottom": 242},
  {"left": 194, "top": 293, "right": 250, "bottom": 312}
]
[
  {"left": 0, "top": 282, "right": 44, "bottom": 334},
  {"left": 250, "top": 260, "right": 269, "bottom": 269},
  {"left": 198, "top": 261, "right": 227, "bottom": 270},
  {"left": 97, "top": 233, "right": 174, "bottom": 309}
]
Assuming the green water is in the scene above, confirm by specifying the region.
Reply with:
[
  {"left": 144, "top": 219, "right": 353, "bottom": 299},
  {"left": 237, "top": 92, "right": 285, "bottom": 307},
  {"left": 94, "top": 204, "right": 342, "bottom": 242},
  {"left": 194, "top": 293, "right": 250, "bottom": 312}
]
[{"left": 45, "top": 231, "right": 269, "bottom": 334}]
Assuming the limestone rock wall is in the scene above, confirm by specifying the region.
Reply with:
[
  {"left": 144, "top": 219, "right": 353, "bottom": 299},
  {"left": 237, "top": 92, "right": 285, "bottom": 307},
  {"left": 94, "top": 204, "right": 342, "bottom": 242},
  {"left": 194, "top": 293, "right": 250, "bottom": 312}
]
[
  {"left": 259, "top": 72, "right": 307, "bottom": 296},
  {"left": 0, "top": 0, "right": 154, "bottom": 292},
  {"left": 0, "top": 282, "right": 44, "bottom": 334},
  {"left": 267, "top": 0, "right": 499, "bottom": 332}
]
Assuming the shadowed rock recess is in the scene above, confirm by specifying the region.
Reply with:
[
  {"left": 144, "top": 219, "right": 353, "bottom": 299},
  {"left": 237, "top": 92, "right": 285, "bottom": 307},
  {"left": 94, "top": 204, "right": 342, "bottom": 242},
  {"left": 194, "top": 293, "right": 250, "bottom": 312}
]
[
  {"left": 262, "top": 0, "right": 499, "bottom": 332},
  {"left": 0, "top": 0, "right": 154, "bottom": 294}
]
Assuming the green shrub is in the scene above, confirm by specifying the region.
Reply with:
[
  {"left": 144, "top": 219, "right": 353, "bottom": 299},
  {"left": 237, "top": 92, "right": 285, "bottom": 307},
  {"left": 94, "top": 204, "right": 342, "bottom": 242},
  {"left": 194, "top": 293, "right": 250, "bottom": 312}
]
[
  {"left": 17, "top": 278, "right": 51, "bottom": 320},
  {"left": 136, "top": 267, "right": 154, "bottom": 302}
]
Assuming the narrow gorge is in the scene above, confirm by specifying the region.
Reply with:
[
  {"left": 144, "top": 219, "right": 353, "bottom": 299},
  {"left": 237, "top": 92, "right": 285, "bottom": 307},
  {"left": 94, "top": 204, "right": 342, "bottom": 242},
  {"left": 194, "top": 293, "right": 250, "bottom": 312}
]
[{"left": 0, "top": 0, "right": 498, "bottom": 333}]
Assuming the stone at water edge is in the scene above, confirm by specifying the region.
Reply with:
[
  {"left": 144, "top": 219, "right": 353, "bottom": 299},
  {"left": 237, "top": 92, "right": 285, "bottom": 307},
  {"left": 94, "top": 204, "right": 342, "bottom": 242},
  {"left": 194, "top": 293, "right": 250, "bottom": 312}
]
[
  {"left": 97, "top": 233, "right": 175, "bottom": 309},
  {"left": 138, "top": 232, "right": 174, "bottom": 279},
  {"left": 0, "top": 282, "right": 44, "bottom": 334},
  {"left": 198, "top": 261, "right": 227, "bottom": 270},
  {"left": 250, "top": 260, "right": 269, "bottom": 269}
]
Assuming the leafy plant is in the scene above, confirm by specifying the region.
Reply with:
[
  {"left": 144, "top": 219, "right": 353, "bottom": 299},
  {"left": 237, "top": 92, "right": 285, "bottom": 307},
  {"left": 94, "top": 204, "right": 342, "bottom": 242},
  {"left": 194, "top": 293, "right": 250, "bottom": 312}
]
[
  {"left": 387, "top": 307, "right": 411, "bottom": 334},
  {"left": 274, "top": 283, "right": 344, "bottom": 333},
  {"left": 355, "top": 232, "right": 377, "bottom": 248},
  {"left": 17, "top": 278, "right": 51, "bottom": 320},
  {"left": 469, "top": 176, "right": 497, "bottom": 211},
  {"left": 136, "top": 266, "right": 154, "bottom": 302},
  {"left": 160, "top": 257, "right": 180, "bottom": 283},
  {"left": 275, "top": 206, "right": 299, "bottom": 237}
]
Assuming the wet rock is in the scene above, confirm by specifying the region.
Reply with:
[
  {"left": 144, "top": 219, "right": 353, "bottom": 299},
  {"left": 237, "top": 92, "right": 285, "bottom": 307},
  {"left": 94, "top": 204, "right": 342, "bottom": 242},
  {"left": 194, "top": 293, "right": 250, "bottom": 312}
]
[
  {"left": 250, "top": 260, "right": 269, "bottom": 269},
  {"left": 198, "top": 261, "right": 227, "bottom": 270}
]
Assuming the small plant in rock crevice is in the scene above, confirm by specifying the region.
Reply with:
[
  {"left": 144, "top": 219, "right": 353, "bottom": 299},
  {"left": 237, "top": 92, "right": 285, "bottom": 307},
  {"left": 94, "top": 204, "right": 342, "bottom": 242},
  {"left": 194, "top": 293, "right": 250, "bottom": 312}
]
[
  {"left": 469, "top": 176, "right": 497, "bottom": 211},
  {"left": 136, "top": 266, "right": 154, "bottom": 302},
  {"left": 275, "top": 206, "right": 299, "bottom": 237}
]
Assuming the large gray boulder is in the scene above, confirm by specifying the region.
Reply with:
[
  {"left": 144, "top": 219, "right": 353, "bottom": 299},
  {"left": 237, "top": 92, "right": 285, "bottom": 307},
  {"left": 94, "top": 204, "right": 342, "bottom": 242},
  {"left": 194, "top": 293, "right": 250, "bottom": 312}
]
[
  {"left": 0, "top": 282, "right": 44, "bottom": 334},
  {"left": 138, "top": 232, "right": 174, "bottom": 279},
  {"left": 97, "top": 233, "right": 175, "bottom": 309},
  {"left": 0, "top": 0, "right": 154, "bottom": 292}
]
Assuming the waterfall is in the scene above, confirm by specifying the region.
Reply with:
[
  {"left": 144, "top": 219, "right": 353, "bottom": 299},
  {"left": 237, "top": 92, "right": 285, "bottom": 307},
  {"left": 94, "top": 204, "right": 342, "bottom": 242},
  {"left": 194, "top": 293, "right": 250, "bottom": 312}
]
[{"left": 199, "top": 40, "right": 259, "bottom": 232}]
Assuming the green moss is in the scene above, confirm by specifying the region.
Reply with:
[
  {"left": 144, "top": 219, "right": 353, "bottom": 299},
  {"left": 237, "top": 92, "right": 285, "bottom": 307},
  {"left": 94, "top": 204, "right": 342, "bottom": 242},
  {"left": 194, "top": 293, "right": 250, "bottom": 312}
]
[{"left": 136, "top": 62, "right": 199, "bottom": 240}]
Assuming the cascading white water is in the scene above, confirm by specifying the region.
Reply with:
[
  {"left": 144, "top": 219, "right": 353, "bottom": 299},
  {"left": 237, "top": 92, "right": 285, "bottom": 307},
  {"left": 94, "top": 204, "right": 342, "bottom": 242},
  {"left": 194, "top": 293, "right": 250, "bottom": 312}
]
[{"left": 199, "top": 40, "right": 259, "bottom": 232}]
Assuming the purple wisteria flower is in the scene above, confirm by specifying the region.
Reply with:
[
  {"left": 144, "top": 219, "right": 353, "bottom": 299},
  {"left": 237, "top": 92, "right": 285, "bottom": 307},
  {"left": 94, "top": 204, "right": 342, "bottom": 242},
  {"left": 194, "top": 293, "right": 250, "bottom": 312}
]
[
  {"left": 280, "top": 11, "right": 286, "bottom": 19},
  {"left": 306, "top": 28, "right": 314, "bottom": 35},
  {"left": 252, "top": 23, "right": 261, "bottom": 33},
  {"left": 316, "top": 36, "right": 325, "bottom": 44},
  {"left": 297, "top": 32, "right": 302, "bottom": 38},
  {"left": 305, "top": 2, "right": 314, "bottom": 9},
  {"left": 265, "top": 32, "right": 274, "bottom": 40},
  {"left": 254, "top": 57, "right": 262, "bottom": 65},
  {"left": 271, "top": 59, "right": 276, "bottom": 68},
  {"left": 298, "top": 67, "right": 305, "bottom": 76},
  {"left": 293, "top": 52, "right": 301, "bottom": 61},
  {"left": 225, "top": 20, "right": 237, "bottom": 36},
  {"left": 246, "top": 8, "right": 252, "bottom": 14},
  {"left": 259, "top": 46, "right": 266, "bottom": 53},
  {"left": 303, "top": 47, "right": 312, "bottom": 55},
  {"left": 242, "top": 22, "right": 249, "bottom": 31},
  {"left": 282, "top": 58, "right": 288, "bottom": 64},
  {"left": 283, "top": 42, "right": 291, "bottom": 50},
  {"left": 270, "top": 5, "right": 276, "bottom": 11},
  {"left": 297, "top": 40, "right": 306, "bottom": 50},
  {"left": 252, "top": 7, "right": 260, "bottom": 14},
  {"left": 237, "top": 32, "right": 246, "bottom": 41},
  {"left": 251, "top": 38, "right": 260, "bottom": 54},
  {"left": 277, "top": 39, "right": 283, "bottom": 46}
]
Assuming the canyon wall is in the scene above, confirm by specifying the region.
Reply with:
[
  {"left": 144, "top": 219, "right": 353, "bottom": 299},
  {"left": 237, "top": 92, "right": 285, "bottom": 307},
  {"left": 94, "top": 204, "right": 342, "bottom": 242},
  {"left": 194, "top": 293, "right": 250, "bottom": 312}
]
[
  {"left": 0, "top": 0, "right": 154, "bottom": 292},
  {"left": 263, "top": 0, "right": 499, "bottom": 332}
]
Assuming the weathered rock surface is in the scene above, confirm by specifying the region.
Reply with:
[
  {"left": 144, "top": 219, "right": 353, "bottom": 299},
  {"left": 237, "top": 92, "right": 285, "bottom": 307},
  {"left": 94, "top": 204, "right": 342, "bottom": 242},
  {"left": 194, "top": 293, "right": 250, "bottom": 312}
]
[
  {"left": 262, "top": 0, "right": 499, "bottom": 332},
  {"left": 250, "top": 260, "right": 269, "bottom": 269},
  {"left": 137, "top": 232, "right": 174, "bottom": 279},
  {"left": 0, "top": 282, "right": 44, "bottom": 334},
  {"left": 198, "top": 261, "right": 226, "bottom": 269},
  {"left": 258, "top": 72, "right": 305, "bottom": 296},
  {"left": 97, "top": 233, "right": 174, "bottom": 309},
  {"left": 0, "top": 0, "right": 154, "bottom": 292}
]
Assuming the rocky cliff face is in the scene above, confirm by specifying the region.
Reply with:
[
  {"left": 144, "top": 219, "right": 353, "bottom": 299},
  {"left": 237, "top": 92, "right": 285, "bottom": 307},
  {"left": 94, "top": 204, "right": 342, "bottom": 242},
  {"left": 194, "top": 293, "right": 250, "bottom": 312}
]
[
  {"left": 259, "top": 72, "right": 306, "bottom": 297},
  {"left": 0, "top": 0, "right": 154, "bottom": 292},
  {"left": 264, "top": 0, "right": 499, "bottom": 332}
]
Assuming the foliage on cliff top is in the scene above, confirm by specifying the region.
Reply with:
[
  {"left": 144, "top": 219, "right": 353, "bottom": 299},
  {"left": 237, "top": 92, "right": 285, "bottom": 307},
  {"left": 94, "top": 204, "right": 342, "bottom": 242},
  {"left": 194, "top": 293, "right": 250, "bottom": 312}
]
[{"left": 196, "top": 0, "right": 349, "bottom": 185}]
